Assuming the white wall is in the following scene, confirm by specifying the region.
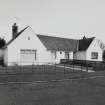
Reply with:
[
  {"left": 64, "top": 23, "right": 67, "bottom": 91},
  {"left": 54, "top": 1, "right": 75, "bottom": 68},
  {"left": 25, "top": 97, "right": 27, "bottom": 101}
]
[
  {"left": 56, "top": 51, "right": 65, "bottom": 63},
  {"left": 86, "top": 38, "right": 102, "bottom": 61},
  {"left": 69, "top": 52, "right": 73, "bottom": 59},
  {"left": 49, "top": 51, "right": 73, "bottom": 63},
  {"left": 73, "top": 51, "right": 86, "bottom": 60},
  {"left": 48, "top": 51, "right": 73, "bottom": 64},
  {"left": 5, "top": 27, "right": 52, "bottom": 65},
  {"left": 5, "top": 27, "right": 75, "bottom": 66}
]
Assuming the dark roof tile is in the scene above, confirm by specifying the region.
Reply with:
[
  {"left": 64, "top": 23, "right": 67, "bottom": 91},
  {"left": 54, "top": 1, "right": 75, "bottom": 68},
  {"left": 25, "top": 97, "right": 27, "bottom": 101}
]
[
  {"left": 78, "top": 37, "right": 95, "bottom": 51},
  {"left": 37, "top": 34, "right": 78, "bottom": 51}
]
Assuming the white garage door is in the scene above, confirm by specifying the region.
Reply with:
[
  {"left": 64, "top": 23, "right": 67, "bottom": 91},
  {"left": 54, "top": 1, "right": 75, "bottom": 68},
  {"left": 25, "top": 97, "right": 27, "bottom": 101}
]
[{"left": 20, "top": 49, "right": 36, "bottom": 64}]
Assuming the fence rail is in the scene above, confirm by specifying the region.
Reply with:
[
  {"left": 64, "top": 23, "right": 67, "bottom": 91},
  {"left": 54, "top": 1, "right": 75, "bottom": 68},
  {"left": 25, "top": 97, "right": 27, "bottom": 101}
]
[
  {"left": 60, "top": 59, "right": 105, "bottom": 71},
  {"left": 0, "top": 61, "right": 104, "bottom": 83},
  {"left": 0, "top": 62, "right": 94, "bottom": 75},
  {"left": 0, "top": 62, "right": 93, "bottom": 83},
  {"left": 0, "top": 59, "right": 104, "bottom": 75}
]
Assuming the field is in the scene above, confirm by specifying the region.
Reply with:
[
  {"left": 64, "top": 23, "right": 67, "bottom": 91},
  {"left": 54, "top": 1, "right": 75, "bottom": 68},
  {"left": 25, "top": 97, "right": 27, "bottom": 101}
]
[{"left": 0, "top": 65, "right": 104, "bottom": 105}]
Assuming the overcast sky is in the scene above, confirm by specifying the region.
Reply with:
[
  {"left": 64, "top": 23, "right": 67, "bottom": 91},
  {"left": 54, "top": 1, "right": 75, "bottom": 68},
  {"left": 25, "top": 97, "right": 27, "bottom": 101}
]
[{"left": 0, "top": 0, "right": 105, "bottom": 42}]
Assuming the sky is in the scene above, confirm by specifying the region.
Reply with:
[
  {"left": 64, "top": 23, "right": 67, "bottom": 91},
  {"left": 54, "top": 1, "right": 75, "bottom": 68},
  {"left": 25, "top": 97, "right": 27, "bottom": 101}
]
[{"left": 0, "top": 0, "right": 105, "bottom": 42}]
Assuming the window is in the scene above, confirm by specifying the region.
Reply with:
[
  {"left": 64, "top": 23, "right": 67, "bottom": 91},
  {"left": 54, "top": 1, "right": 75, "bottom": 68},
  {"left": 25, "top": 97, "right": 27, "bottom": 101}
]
[
  {"left": 91, "top": 52, "right": 98, "bottom": 59},
  {"left": 60, "top": 51, "right": 62, "bottom": 54}
]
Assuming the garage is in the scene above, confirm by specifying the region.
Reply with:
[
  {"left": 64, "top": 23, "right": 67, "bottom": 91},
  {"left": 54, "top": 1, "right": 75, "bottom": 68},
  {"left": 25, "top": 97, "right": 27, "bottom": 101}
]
[{"left": 20, "top": 49, "right": 36, "bottom": 64}]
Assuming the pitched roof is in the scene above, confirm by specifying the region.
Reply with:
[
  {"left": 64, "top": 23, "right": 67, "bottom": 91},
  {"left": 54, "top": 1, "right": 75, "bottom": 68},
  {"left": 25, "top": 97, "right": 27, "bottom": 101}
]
[
  {"left": 2, "top": 25, "right": 95, "bottom": 52},
  {"left": 37, "top": 34, "right": 78, "bottom": 51},
  {"left": 78, "top": 37, "right": 95, "bottom": 51},
  {"left": 3, "top": 26, "right": 29, "bottom": 48}
]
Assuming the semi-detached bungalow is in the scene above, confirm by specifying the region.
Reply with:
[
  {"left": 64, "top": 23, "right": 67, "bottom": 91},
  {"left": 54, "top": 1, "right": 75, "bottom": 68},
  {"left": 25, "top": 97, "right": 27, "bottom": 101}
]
[{"left": 1, "top": 23, "right": 105, "bottom": 66}]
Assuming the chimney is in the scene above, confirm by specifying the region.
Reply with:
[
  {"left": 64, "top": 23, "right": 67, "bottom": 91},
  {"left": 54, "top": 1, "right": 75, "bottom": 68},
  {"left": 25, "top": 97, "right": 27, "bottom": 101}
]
[
  {"left": 12, "top": 23, "right": 18, "bottom": 38},
  {"left": 83, "top": 36, "right": 86, "bottom": 40}
]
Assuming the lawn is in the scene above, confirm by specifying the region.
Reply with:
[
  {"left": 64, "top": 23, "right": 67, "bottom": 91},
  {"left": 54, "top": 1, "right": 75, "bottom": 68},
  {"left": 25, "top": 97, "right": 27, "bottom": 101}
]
[
  {"left": 0, "top": 64, "right": 85, "bottom": 83},
  {"left": 0, "top": 76, "right": 105, "bottom": 105},
  {"left": 0, "top": 65, "right": 104, "bottom": 105}
]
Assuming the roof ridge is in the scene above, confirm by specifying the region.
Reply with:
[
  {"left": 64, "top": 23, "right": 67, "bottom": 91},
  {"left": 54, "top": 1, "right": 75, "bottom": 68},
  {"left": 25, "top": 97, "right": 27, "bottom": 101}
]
[
  {"left": 37, "top": 34, "right": 77, "bottom": 41},
  {"left": 79, "top": 37, "right": 95, "bottom": 41}
]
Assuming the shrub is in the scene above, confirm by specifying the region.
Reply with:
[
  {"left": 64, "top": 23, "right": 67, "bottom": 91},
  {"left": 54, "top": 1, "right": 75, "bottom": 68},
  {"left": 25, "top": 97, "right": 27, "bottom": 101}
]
[{"left": 93, "top": 63, "right": 105, "bottom": 71}]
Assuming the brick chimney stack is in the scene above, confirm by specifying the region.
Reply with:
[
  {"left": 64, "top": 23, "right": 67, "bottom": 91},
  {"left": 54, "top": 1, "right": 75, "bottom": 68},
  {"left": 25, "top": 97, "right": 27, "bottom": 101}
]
[{"left": 12, "top": 23, "right": 18, "bottom": 38}]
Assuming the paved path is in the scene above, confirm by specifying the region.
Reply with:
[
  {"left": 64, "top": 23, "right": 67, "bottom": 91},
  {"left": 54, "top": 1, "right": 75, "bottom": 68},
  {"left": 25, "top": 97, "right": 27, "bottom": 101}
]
[{"left": 48, "top": 64, "right": 94, "bottom": 73}]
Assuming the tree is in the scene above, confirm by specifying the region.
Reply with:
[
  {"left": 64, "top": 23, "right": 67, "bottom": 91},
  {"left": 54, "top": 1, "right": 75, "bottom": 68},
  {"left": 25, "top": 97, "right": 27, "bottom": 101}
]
[
  {"left": 103, "top": 50, "right": 105, "bottom": 61},
  {"left": 0, "top": 37, "right": 6, "bottom": 48}
]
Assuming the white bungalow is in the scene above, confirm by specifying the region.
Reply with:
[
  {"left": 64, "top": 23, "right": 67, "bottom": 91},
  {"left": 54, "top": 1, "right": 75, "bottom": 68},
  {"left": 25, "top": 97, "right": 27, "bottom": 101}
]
[
  {"left": 1, "top": 23, "right": 105, "bottom": 66},
  {"left": 2, "top": 23, "right": 78, "bottom": 66}
]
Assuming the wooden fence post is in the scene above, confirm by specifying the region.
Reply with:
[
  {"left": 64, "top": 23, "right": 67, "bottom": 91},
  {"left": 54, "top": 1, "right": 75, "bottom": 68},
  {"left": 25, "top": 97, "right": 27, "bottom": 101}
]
[
  {"left": 54, "top": 63, "right": 56, "bottom": 75},
  {"left": 64, "top": 63, "right": 65, "bottom": 79},
  {"left": 86, "top": 61, "right": 88, "bottom": 72},
  {"left": 64, "top": 63, "right": 65, "bottom": 74},
  {"left": 81, "top": 63, "right": 82, "bottom": 72},
  {"left": 73, "top": 62, "right": 74, "bottom": 72}
]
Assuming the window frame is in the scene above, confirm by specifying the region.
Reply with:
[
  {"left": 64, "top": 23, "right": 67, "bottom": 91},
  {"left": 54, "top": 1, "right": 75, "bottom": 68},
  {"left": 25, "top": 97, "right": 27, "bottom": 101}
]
[{"left": 91, "top": 52, "right": 98, "bottom": 59}]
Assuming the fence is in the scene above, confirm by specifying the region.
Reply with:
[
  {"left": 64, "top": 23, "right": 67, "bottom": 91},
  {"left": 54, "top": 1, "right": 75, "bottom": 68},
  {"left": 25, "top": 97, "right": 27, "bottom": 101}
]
[
  {"left": 0, "top": 61, "right": 94, "bottom": 74},
  {"left": 0, "top": 62, "right": 93, "bottom": 83},
  {"left": 0, "top": 60, "right": 104, "bottom": 75},
  {"left": 0, "top": 58, "right": 104, "bottom": 70},
  {"left": 61, "top": 59, "right": 105, "bottom": 71},
  {"left": 0, "top": 61, "right": 104, "bottom": 82}
]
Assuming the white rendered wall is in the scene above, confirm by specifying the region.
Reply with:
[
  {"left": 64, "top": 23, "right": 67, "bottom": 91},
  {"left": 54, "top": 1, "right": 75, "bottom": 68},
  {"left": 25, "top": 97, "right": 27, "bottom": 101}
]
[
  {"left": 56, "top": 51, "right": 65, "bottom": 63},
  {"left": 73, "top": 51, "right": 86, "bottom": 60},
  {"left": 6, "top": 27, "right": 52, "bottom": 65},
  {"left": 69, "top": 52, "right": 73, "bottom": 59},
  {"left": 86, "top": 38, "right": 102, "bottom": 61}
]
